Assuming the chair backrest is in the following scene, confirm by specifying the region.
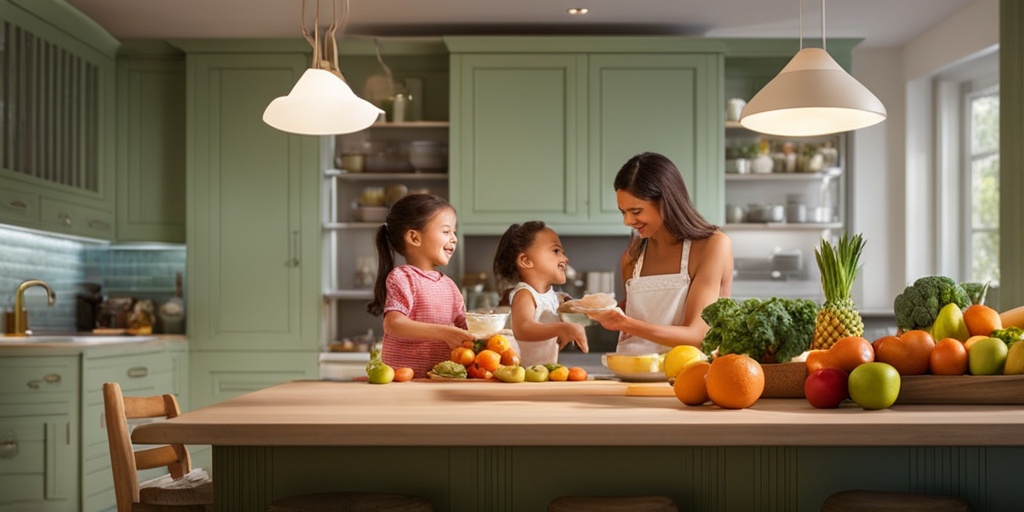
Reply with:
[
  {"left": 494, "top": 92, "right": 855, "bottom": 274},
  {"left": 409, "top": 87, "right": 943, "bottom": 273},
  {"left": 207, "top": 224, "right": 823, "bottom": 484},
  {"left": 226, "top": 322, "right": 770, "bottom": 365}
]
[{"left": 103, "top": 382, "right": 193, "bottom": 512}]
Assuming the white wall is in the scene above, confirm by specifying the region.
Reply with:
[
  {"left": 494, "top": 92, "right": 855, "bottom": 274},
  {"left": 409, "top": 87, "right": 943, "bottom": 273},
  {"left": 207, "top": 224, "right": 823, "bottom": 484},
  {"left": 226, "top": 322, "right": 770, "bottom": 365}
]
[{"left": 849, "top": 0, "right": 999, "bottom": 312}]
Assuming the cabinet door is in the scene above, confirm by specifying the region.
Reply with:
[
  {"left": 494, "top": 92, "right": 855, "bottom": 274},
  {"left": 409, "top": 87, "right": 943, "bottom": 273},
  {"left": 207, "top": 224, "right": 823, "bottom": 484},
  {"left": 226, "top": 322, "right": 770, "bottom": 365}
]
[
  {"left": 186, "top": 53, "right": 320, "bottom": 352},
  {"left": 451, "top": 54, "right": 587, "bottom": 233},
  {"left": 116, "top": 56, "right": 186, "bottom": 243},
  {"left": 588, "top": 53, "right": 723, "bottom": 225}
]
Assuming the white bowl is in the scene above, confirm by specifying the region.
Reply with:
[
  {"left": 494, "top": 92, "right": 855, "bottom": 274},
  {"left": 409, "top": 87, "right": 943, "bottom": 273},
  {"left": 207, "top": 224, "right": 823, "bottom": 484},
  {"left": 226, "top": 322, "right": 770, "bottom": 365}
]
[
  {"left": 353, "top": 206, "right": 388, "bottom": 223},
  {"left": 601, "top": 353, "right": 666, "bottom": 382},
  {"left": 465, "top": 312, "right": 509, "bottom": 334}
]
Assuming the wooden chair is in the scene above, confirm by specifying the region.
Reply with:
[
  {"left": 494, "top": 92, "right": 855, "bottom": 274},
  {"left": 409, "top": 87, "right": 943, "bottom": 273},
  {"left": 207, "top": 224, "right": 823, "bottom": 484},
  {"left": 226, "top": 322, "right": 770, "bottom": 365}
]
[
  {"left": 548, "top": 495, "right": 679, "bottom": 512},
  {"left": 102, "top": 382, "right": 214, "bottom": 512},
  {"left": 821, "top": 489, "right": 971, "bottom": 511}
]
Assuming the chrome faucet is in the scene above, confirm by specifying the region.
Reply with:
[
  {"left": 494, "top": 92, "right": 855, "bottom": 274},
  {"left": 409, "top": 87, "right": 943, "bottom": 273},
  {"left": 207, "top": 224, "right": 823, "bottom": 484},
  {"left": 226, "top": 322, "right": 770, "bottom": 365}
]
[{"left": 10, "top": 280, "right": 57, "bottom": 336}]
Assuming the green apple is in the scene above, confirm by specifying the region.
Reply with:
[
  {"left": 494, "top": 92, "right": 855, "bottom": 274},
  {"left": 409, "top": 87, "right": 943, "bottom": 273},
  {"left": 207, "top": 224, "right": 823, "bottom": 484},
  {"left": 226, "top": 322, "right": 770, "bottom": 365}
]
[
  {"left": 367, "top": 363, "right": 395, "bottom": 384},
  {"left": 848, "top": 362, "right": 900, "bottom": 410},
  {"left": 968, "top": 337, "right": 1008, "bottom": 375},
  {"left": 493, "top": 365, "right": 526, "bottom": 383},
  {"left": 525, "top": 365, "right": 550, "bottom": 382},
  {"left": 932, "top": 303, "right": 970, "bottom": 342}
]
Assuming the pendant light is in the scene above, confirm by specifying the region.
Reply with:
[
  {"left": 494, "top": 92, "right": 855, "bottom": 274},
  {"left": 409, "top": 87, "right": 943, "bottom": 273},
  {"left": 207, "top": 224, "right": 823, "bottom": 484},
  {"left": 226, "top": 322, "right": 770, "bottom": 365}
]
[
  {"left": 263, "top": 0, "right": 383, "bottom": 135},
  {"left": 739, "top": 0, "right": 886, "bottom": 137}
]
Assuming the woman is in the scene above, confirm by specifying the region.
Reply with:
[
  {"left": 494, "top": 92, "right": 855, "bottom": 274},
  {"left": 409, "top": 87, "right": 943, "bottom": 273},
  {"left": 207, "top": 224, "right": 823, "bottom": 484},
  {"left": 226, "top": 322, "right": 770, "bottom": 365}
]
[{"left": 588, "top": 152, "right": 733, "bottom": 354}]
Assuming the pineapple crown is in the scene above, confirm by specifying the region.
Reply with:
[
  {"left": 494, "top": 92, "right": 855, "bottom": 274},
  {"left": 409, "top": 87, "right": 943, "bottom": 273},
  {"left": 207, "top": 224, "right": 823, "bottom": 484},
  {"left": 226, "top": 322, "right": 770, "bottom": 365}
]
[{"left": 815, "top": 232, "right": 866, "bottom": 302}]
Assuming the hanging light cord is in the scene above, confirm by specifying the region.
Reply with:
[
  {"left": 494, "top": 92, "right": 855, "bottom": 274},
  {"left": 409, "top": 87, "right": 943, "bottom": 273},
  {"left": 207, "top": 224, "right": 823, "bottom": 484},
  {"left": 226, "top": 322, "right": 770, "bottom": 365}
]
[
  {"left": 799, "top": 0, "right": 803, "bottom": 50},
  {"left": 298, "top": 0, "right": 351, "bottom": 76},
  {"left": 821, "top": 0, "right": 827, "bottom": 51},
  {"left": 373, "top": 38, "right": 394, "bottom": 88}
]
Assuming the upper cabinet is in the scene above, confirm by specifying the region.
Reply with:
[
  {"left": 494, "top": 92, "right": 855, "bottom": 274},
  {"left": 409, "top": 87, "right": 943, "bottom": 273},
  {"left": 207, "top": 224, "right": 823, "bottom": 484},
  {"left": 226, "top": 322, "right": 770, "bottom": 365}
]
[
  {"left": 446, "top": 37, "right": 724, "bottom": 235},
  {"left": 0, "top": 0, "right": 119, "bottom": 240},
  {"left": 115, "top": 43, "right": 186, "bottom": 243}
]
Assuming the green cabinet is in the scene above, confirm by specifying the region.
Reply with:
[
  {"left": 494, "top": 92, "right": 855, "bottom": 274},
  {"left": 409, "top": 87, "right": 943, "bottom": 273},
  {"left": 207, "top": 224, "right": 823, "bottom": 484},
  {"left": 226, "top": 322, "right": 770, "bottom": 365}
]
[
  {"left": 0, "top": 0, "right": 118, "bottom": 240},
  {"left": 179, "top": 43, "right": 320, "bottom": 408},
  {"left": 446, "top": 37, "right": 724, "bottom": 235},
  {"left": 0, "top": 356, "right": 80, "bottom": 512},
  {"left": 115, "top": 44, "right": 187, "bottom": 243}
]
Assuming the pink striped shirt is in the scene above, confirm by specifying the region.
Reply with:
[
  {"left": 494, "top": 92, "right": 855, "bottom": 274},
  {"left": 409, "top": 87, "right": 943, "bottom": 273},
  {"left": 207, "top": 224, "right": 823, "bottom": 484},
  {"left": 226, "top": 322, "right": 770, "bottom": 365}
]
[{"left": 381, "top": 265, "right": 467, "bottom": 377}]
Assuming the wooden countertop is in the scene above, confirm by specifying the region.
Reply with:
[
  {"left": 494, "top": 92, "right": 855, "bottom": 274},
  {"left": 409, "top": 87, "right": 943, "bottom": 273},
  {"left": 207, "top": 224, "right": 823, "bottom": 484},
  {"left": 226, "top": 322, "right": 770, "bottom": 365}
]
[{"left": 132, "top": 379, "right": 1024, "bottom": 447}]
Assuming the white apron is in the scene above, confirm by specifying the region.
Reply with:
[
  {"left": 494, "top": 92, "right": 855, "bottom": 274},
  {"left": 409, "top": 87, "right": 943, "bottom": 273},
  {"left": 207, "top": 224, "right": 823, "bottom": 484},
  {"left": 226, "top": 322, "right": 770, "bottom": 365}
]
[{"left": 616, "top": 240, "right": 692, "bottom": 355}]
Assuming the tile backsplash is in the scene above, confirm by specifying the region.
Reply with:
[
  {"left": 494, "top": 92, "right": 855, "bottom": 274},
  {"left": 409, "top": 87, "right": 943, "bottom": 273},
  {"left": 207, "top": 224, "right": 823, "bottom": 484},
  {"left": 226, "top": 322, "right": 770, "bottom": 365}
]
[{"left": 0, "top": 225, "right": 185, "bottom": 333}]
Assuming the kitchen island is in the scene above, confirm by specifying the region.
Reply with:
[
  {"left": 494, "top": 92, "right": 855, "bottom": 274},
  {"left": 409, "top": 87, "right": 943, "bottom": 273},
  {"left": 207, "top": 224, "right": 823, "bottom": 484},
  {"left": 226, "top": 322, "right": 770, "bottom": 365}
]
[{"left": 133, "top": 380, "right": 1024, "bottom": 511}]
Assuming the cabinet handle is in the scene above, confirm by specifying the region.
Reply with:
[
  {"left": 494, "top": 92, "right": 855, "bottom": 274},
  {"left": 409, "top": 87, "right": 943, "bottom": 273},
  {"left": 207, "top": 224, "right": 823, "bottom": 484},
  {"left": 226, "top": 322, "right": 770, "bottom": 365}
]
[
  {"left": 27, "top": 379, "right": 41, "bottom": 390},
  {"left": 58, "top": 212, "right": 72, "bottom": 226},
  {"left": 87, "top": 219, "right": 111, "bottom": 231},
  {"left": 285, "top": 230, "right": 300, "bottom": 267},
  {"left": 127, "top": 366, "right": 149, "bottom": 378},
  {"left": 6, "top": 200, "right": 27, "bottom": 210},
  {"left": 43, "top": 373, "right": 61, "bottom": 383},
  {"left": 0, "top": 431, "right": 17, "bottom": 459}
]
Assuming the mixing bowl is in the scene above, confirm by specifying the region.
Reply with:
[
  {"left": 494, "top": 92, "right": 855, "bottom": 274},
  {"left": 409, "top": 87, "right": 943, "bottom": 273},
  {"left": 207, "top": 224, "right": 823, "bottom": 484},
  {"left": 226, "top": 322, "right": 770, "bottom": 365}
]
[
  {"left": 465, "top": 311, "right": 509, "bottom": 334},
  {"left": 601, "top": 353, "right": 666, "bottom": 382}
]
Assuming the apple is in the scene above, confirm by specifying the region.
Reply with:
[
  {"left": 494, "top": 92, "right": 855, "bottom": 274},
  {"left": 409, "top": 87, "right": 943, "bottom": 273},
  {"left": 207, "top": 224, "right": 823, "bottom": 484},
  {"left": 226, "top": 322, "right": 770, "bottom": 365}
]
[
  {"left": 366, "top": 363, "right": 395, "bottom": 384},
  {"left": 493, "top": 365, "right": 526, "bottom": 383},
  {"left": 848, "top": 362, "right": 900, "bottom": 410},
  {"left": 803, "top": 368, "right": 849, "bottom": 408},
  {"left": 968, "top": 337, "right": 1008, "bottom": 375},
  {"left": 525, "top": 365, "right": 549, "bottom": 382}
]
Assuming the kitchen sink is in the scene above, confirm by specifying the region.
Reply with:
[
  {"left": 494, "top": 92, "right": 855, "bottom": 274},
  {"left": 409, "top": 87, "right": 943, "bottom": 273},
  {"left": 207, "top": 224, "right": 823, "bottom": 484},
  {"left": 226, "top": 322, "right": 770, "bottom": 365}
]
[{"left": 0, "top": 335, "right": 156, "bottom": 344}]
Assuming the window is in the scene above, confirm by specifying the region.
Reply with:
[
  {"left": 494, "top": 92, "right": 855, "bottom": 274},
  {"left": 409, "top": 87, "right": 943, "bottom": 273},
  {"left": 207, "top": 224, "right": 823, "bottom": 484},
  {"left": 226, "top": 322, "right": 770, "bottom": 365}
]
[{"left": 964, "top": 87, "right": 999, "bottom": 285}]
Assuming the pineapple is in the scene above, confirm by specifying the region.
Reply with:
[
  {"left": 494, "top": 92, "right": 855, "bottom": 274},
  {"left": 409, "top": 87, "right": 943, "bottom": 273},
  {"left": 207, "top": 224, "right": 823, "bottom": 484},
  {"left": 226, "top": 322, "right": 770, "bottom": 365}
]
[{"left": 812, "top": 233, "right": 866, "bottom": 349}]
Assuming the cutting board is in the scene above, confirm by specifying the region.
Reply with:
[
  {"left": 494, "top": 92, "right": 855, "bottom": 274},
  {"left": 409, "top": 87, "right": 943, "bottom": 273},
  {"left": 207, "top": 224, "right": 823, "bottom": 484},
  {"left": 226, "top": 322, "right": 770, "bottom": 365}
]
[{"left": 626, "top": 375, "right": 1024, "bottom": 404}]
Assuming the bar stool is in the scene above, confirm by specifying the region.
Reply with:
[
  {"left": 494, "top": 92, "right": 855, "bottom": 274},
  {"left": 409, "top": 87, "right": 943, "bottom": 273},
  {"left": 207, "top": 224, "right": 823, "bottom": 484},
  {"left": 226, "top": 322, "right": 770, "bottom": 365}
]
[
  {"left": 821, "top": 489, "right": 971, "bottom": 511},
  {"left": 548, "top": 495, "right": 678, "bottom": 512},
  {"left": 268, "top": 492, "right": 433, "bottom": 512}
]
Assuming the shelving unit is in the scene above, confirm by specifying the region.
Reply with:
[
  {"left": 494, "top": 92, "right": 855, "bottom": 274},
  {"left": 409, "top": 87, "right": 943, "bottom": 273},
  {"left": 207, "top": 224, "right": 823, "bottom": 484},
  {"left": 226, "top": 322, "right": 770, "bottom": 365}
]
[{"left": 321, "top": 123, "right": 451, "bottom": 348}]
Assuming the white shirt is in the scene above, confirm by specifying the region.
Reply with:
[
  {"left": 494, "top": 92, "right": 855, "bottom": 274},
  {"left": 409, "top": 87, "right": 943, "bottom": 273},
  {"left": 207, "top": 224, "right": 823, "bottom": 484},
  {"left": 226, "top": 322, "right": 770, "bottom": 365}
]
[{"left": 508, "top": 282, "right": 561, "bottom": 366}]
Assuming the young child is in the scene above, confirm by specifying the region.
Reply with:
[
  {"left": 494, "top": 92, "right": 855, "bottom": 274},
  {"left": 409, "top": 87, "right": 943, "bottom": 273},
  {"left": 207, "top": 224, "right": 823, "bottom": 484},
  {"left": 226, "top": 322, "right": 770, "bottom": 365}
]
[
  {"left": 367, "top": 194, "right": 474, "bottom": 377},
  {"left": 493, "top": 221, "right": 589, "bottom": 367}
]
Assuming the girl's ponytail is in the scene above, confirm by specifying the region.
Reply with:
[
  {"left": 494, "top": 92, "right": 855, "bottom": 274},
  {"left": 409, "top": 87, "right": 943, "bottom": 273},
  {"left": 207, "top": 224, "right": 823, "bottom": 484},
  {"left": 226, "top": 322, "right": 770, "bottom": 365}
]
[{"left": 367, "top": 224, "right": 395, "bottom": 316}]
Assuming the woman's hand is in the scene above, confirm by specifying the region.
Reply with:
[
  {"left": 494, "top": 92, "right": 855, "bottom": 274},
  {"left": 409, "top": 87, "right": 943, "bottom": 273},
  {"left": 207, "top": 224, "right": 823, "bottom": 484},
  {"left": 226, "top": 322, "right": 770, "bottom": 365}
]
[
  {"left": 439, "top": 326, "right": 476, "bottom": 349},
  {"left": 586, "top": 307, "right": 631, "bottom": 337}
]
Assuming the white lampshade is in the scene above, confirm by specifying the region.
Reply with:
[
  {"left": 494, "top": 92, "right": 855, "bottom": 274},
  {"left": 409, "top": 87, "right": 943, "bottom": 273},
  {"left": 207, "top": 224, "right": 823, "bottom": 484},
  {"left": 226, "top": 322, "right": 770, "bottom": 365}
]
[
  {"left": 739, "top": 48, "right": 886, "bottom": 137},
  {"left": 263, "top": 68, "right": 384, "bottom": 136}
]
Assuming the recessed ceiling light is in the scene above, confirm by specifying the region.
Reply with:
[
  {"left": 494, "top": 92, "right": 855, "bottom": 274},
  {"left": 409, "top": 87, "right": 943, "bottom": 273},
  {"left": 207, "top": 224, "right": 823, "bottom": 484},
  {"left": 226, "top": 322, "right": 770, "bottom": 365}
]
[{"left": 567, "top": 8, "right": 589, "bottom": 15}]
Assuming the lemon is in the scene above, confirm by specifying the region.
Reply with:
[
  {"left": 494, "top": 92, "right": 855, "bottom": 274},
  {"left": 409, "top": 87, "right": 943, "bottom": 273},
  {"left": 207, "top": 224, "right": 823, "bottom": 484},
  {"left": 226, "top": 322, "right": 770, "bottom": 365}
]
[
  {"left": 1004, "top": 342, "right": 1024, "bottom": 375},
  {"left": 664, "top": 345, "right": 707, "bottom": 380}
]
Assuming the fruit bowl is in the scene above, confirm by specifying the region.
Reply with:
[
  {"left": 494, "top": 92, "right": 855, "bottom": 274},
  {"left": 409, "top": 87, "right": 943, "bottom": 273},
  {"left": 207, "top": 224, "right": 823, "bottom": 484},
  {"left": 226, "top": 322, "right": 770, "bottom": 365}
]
[
  {"left": 602, "top": 353, "right": 666, "bottom": 382},
  {"left": 465, "top": 311, "right": 509, "bottom": 334}
]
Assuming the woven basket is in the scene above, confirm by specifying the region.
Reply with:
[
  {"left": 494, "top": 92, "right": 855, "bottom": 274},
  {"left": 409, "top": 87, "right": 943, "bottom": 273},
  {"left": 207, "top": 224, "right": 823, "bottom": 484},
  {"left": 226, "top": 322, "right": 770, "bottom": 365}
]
[{"left": 761, "top": 362, "right": 807, "bottom": 398}]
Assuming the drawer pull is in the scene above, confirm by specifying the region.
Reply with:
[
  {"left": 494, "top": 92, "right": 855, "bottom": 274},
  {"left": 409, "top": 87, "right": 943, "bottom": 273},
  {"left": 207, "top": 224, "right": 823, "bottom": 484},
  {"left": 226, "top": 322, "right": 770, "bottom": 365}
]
[
  {"left": 43, "top": 373, "right": 61, "bottom": 383},
  {"left": 0, "top": 431, "right": 17, "bottom": 459},
  {"left": 127, "top": 366, "right": 149, "bottom": 378},
  {"left": 27, "top": 379, "right": 41, "bottom": 390},
  {"left": 6, "top": 200, "right": 27, "bottom": 210},
  {"left": 58, "top": 212, "right": 72, "bottom": 226},
  {"left": 87, "top": 219, "right": 111, "bottom": 231}
]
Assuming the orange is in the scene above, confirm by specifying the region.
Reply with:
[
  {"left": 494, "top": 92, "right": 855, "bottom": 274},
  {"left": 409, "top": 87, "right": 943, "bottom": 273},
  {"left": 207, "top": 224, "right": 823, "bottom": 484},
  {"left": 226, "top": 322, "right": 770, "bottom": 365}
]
[
  {"left": 963, "top": 304, "right": 1002, "bottom": 337},
  {"left": 964, "top": 335, "right": 988, "bottom": 351},
  {"left": 873, "top": 330, "right": 934, "bottom": 375},
  {"left": 567, "top": 367, "right": 588, "bottom": 381},
  {"left": 486, "top": 334, "right": 512, "bottom": 354},
  {"left": 475, "top": 349, "right": 502, "bottom": 371},
  {"left": 450, "top": 346, "right": 476, "bottom": 366},
  {"left": 500, "top": 349, "right": 520, "bottom": 366},
  {"left": 393, "top": 367, "right": 415, "bottom": 382},
  {"left": 806, "top": 336, "right": 874, "bottom": 374},
  {"left": 673, "top": 361, "right": 711, "bottom": 406},
  {"left": 705, "top": 354, "right": 765, "bottom": 409},
  {"left": 929, "top": 338, "right": 968, "bottom": 375}
]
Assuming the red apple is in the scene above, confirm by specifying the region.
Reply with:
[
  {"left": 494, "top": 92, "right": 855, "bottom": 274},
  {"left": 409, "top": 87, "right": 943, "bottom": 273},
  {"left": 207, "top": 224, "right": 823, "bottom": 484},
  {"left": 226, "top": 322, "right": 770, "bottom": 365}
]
[{"left": 804, "top": 368, "right": 849, "bottom": 409}]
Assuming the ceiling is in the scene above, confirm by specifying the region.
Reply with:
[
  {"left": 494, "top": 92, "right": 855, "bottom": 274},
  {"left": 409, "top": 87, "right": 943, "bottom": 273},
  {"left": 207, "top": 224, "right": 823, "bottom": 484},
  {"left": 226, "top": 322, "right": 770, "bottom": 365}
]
[{"left": 66, "top": 0, "right": 974, "bottom": 49}]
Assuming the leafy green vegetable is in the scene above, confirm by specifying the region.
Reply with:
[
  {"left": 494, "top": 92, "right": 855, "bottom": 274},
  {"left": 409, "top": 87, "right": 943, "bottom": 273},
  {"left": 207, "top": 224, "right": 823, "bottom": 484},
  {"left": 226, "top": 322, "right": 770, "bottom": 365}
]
[
  {"left": 431, "top": 360, "right": 468, "bottom": 379},
  {"left": 959, "top": 281, "right": 991, "bottom": 306},
  {"left": 990, "top": 327, "right": 1024, "bottom": 348},
  {"left": 893, "top": 276, "right": 970, "bottom": 332},
  {"left": 700, "top": 297, "right": 818, "bottom": 364}
]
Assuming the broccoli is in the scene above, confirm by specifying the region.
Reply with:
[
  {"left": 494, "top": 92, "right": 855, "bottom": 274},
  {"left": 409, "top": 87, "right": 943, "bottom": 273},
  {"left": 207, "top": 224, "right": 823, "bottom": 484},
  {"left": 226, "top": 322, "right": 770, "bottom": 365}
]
[
  {"left": 701, "top": 297, "right": 817, "bottom": 364},
  {"left": 893, "top": 276, "right": 970, "bottom": 332},
  {"left": 990, "top": 327, "right": 1024, "bottom": 348},
  {"left": 959, "top": 281, "right": 991, "bottom": 305}
]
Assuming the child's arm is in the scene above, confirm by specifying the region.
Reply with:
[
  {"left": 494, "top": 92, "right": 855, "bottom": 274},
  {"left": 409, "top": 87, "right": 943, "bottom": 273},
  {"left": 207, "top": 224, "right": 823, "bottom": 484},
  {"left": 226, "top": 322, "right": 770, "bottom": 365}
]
[
  {"left": 510, "top": 291, "right": 589, "bottom": 353},
  {"left": 383, "top": 311, "right": 474, "bottom": 349}
]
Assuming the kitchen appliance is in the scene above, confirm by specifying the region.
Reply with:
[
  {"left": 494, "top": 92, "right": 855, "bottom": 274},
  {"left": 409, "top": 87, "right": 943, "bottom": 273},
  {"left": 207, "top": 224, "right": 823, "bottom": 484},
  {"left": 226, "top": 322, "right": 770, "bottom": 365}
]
[{"left": 76, "top": 282, "right": 103, "bottom": 332}]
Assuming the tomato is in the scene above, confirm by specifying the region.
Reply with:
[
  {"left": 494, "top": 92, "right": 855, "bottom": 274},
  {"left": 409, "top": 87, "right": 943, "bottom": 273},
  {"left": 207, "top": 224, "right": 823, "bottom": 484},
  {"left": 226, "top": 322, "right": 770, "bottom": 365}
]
[
  {"left": 486, "top": 334, "right": 511, "bottom": 354},
  {"left": 393, "top": 367, "right": 415, "bottom": 382},
  {"left": 500, "top": 349, "right": 520, "bottom": 366},
  {"left": 567, "top": 367, "right": 588, "bottom": 381},
  {"left": 467, "top": 362, "right": 493, "bottom": 380},
  {"left": 475, "top": 349, "right": 502, "bottom": 371}
]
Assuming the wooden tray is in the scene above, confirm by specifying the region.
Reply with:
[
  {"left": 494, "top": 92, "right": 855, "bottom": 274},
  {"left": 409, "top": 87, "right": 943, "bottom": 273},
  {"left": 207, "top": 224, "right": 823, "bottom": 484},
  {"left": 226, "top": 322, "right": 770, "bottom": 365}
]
[
  {"left": 625, "top": 362, "right": 809, "bottom": 398},
  {"left": 895, "top": 374, "right": 1024, "bottom": 404}
]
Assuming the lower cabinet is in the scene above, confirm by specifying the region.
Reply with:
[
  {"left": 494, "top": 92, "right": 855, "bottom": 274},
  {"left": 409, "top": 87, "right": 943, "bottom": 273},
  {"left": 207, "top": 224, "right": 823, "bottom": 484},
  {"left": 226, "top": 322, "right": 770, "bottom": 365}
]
[
  {"left": 0, "top": 356, "right": 80, "bottom": 512},
  {"left": 0, "top": 340, "right": 187, "bottom": 512}
]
